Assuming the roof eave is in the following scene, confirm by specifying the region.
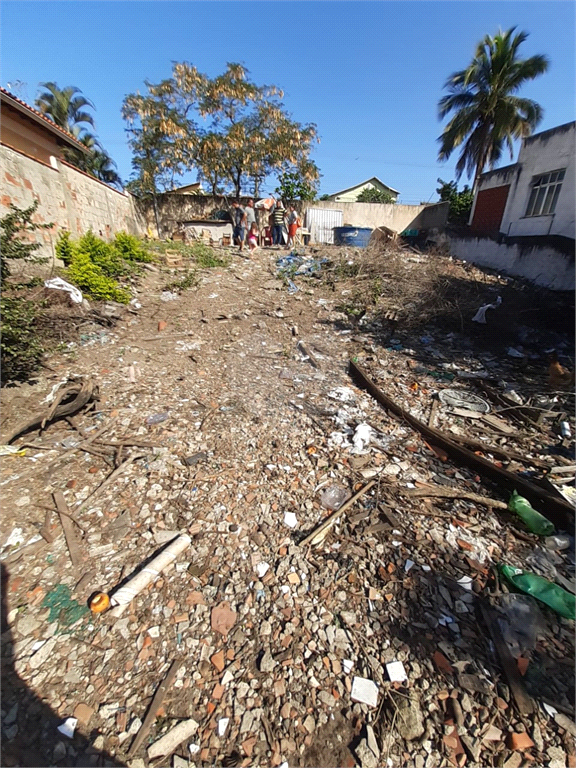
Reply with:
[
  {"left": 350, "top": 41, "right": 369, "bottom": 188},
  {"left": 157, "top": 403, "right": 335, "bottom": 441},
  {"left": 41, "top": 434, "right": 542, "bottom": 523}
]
[
  {"left": 1, "top": 91, "right": 91, "bottom": 154},
  {"left": 329, "top": 176, "right": 400, "bottom": 197}
]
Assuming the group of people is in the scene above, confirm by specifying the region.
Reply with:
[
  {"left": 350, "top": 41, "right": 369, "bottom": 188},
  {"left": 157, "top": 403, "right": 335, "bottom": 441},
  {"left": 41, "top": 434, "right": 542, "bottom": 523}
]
[{"left": 231, "top": 197, "right": 301, "bottom": 256}]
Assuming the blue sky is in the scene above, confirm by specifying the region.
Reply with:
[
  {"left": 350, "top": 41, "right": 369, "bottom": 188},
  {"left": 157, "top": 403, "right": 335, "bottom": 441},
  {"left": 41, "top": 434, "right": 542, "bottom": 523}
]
[{"left": 2, "top": 1, "right": 575, "bottom": 202}]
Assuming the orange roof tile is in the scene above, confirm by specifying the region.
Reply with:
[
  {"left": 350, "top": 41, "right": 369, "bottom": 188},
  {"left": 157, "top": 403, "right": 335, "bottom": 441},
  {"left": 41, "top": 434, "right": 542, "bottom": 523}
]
[{"left": 0, "top": 86, "right": 90, "bottom": 153}]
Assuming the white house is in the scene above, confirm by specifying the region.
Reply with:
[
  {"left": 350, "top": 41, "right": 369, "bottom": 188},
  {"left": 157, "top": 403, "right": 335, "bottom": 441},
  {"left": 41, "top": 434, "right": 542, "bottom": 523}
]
[
  {"left": 325, "top": 176, "right": 399, "bottom": 203},
  {"left": 450, "top": 121, "right": 575, "bottom": 291}
]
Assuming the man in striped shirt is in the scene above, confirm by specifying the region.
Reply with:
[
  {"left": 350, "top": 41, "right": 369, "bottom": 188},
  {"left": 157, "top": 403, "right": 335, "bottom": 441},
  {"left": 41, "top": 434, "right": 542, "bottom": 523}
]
[{"left": 272, "top": 199, "right": 286, "bottom": 248}]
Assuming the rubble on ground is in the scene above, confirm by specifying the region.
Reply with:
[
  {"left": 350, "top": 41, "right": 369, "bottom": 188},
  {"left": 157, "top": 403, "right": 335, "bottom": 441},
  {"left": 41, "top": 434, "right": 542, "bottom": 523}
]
[{"left": 1, "top": 243, "right": 574, "bottom": 768}]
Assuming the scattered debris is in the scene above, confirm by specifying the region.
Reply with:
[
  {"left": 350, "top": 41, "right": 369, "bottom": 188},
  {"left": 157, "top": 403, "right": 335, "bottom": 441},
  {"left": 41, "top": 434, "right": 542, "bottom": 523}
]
[
  {"left": 147, "top": 718, "right": 199, "bottom": 760},
  {"left": 1, "top": 242, "right": 573, "bottom": 768}
]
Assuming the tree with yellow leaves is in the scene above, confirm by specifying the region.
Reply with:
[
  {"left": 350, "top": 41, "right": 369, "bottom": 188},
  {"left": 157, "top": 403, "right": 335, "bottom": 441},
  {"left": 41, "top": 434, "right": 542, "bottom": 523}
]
[{"left": 123, "top": 63, "right": 319, "bottom": 201}]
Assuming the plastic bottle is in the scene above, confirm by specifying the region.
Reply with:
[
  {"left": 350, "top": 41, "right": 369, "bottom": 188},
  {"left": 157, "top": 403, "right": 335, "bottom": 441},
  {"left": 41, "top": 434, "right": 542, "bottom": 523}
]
[
  {"left": 544, "top": 534, "right": 572, "bottom": 552},
  {"left": 499, "top": 565, "right": 575, "bottom": 621},
  {"left": 320, "top": 486, "right": 351, "bottom": 511},
  {"left": 508, "top": 490, "right": 555, "bottom": 536}
]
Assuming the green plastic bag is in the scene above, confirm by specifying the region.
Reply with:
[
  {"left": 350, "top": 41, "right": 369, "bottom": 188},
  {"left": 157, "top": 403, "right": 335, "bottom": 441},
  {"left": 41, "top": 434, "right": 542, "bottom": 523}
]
[
  {"left": 500, "top": 565, "right": 575, "bottom": 621},
  {"left": 508, "top": 490, "right": 555, "bottom": 536}
]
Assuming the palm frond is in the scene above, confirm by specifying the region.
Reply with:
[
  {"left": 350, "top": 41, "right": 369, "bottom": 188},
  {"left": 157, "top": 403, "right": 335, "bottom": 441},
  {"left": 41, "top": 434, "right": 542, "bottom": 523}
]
[{"left": 436, "top": 26, "right": 548, "bottom": 182}]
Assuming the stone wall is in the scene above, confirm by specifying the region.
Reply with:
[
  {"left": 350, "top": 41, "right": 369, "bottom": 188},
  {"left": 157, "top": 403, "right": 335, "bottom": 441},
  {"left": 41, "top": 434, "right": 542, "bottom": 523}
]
[
  {"left": 0, "top": 144, "right": 146, "bottom": 267},
  {"left": 139, "top": 192, "right": 448, "bottom": 240}
]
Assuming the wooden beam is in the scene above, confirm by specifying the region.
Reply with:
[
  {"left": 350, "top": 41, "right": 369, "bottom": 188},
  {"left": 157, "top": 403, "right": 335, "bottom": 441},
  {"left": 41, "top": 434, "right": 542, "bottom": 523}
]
[{"left": 349, "top": 361, "right": 573, "bottom": 530}]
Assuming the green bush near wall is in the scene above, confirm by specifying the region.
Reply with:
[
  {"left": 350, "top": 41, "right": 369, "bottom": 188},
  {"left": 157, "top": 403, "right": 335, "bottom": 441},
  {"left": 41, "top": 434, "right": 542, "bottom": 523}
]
[{"left": 56, "top": 230, "right": 154, "bottom": 303}]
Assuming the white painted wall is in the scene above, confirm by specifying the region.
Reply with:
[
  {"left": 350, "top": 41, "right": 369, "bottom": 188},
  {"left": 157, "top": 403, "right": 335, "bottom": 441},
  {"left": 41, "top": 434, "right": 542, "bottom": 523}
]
[
  {"left": 500, "top": 122, "right": 575, "bottom": 239},
  {"left": 303, "top": 200, "right": 448, "bottom": 233},
  {"left": 450, "top": 237, "right": 574, "bottom": 291}
]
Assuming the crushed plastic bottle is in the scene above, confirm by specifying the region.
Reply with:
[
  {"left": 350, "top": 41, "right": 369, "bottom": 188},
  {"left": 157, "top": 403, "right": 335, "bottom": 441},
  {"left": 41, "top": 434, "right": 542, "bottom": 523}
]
[
  {"left": 146, "top": 413, "right": 169, "bottom": 425},
  {"left": 319, "top": 486, "right": 351, "bottom": 511},
  {"left": 499, "top": 564, "right": 575, "bottom": 621},
  {"left": 544, "top": 534, "right": 572, "bottom": 552},
  {"left": 496, "top": 593, "right": 546, "bottom": 656},
  {"left": 508, "top": 490, "right": 555, "bottom": 536}
]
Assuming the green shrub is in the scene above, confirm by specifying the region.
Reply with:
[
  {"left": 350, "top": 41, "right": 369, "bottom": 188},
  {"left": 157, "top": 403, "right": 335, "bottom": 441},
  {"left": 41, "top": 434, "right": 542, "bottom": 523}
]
[
  {"left": 67, "top": 249, "right": 130, "bottom": 303},
  {"left": 1, "top": 201, "right": 51, "bottom": 284},
  {"left": 113, "top": 231, "right": 154, "bottom": 262},
  {"left": 55, "top": 230, "right": 75, "bottom": 265},
  {"left": 190, "top": 242, "right": 230, "bottom": 268},
  {"left": 0, "top": 296, "right": 44, "bottom": 384},
  {"left": 55, "top": 229, "right": 155, "bottom": 303},
  {"left": 77, "top": 231, "right": 127, "bottom": 277}
]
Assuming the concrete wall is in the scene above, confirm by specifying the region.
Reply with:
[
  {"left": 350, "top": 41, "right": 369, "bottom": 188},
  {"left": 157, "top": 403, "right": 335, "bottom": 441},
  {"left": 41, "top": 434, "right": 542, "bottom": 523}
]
[
  {"left": 0, "top": 144, "right": 145, "bottom": 264},
  {"left": 139, "top": 194, "right": 269, "bottom": 236},
  {"left": 140, "top": 193, "right": 448, "bottom": 239},
  {"left": 450, "top": 235, "right": 575, "bottom": 291},
  {"left": 300, "top": 200, "right": 448, "bottom": 233},
  {"left": 500, "top": 122, "right": 575, "bottom": 240}
]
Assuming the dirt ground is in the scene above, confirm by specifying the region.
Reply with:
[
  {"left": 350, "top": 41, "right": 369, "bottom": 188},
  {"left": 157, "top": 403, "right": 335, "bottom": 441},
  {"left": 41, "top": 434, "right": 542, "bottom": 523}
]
[{"left": 1, "top": 243, "right": 574, "bottom": 768}]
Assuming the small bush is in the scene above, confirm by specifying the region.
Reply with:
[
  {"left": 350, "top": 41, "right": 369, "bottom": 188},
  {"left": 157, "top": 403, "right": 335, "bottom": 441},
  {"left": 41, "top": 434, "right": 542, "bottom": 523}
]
[
  {"left": 113, "top": 231, "right": 154, "bottom": 262},
  {"left": 1, "top": 296, "right": 44, "bottom": 384},
  {"left": 192, "top": 242, "right": 230, "bottom": 268},
  {"left": 66, "top": 249, "right": 131, "bottom": 303},
  {"left": 55, "top": 230, "right": 154, "bottom": 303},
  {"left": 77, "top": 231, "right": 127, "bottom": 277},
  {"left": 55, "top": 230, "right": 75, "bottom": 265}
]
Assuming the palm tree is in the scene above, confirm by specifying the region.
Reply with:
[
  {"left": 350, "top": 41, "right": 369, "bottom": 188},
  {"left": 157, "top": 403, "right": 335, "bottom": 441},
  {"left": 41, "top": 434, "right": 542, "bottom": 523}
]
[
  {"left": 66, "top": 134, "right": 123, "bottom": 189},
  {"left": 35, "top": 83, "right": 122, "bottom": 189},
  {"left": 88, "top": 150, "right": 123, "bottom": 189},
  {"left": 437, "top": 28, "right": 549, "bottom": 190},
  {"left": 35, "top": 82, "right": 96, "bottom": 135}
]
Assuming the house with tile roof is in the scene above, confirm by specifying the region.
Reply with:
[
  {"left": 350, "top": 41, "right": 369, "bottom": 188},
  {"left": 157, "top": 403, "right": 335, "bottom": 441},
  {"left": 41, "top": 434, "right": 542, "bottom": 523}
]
[
  {"left": 0, "top": 86, "right": 89, "bottom": 168},
  {"left": 0, "top": 87, "right": 144, "bottom": 260}
]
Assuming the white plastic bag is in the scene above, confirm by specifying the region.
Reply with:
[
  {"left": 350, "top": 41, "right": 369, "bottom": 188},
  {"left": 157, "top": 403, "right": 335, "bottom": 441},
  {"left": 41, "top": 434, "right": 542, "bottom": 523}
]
[
  {"left": 44, "top": 278, "right": 83, "bottom": 304},
  {"left": 472, "top": 295, "right": 502, "bottom": 323}
]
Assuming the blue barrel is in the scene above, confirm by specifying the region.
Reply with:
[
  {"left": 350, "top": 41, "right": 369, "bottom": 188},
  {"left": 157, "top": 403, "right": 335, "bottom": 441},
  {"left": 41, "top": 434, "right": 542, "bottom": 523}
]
[{"left": 334, "top": 226, "right": 373, "bottom": 247}]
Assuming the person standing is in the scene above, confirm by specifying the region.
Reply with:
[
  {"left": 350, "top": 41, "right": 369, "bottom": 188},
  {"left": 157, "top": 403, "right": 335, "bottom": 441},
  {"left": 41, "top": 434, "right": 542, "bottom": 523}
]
[
  {"left": 287, "top": 205, "right": 300, "bottom": 248},
  {"left": 272, "top": 199, "right": 286, "bottom": 248},
  {"left": 244, "top": 198, "right": 256, "bottom": 240},
  {"left": 231, "top": 200, "right": 246, "bottom": 253}
]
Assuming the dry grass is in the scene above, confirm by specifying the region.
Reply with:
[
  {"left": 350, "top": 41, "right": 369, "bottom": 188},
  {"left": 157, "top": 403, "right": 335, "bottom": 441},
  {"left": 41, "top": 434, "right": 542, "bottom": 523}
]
[{"left": 320, "top": 242, "right": 495, "bottom": 332}]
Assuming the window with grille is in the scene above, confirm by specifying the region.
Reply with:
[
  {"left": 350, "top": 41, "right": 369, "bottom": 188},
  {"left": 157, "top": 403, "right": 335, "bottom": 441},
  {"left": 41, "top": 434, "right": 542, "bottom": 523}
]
[{"left": 525, "top": 169, "right": 565, "bottom": 216}]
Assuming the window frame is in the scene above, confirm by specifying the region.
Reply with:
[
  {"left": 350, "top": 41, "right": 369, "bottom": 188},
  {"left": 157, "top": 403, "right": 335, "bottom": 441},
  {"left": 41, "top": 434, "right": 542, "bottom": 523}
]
[{"left": 524, "top": 168, "right": 566, "bottom": 217}]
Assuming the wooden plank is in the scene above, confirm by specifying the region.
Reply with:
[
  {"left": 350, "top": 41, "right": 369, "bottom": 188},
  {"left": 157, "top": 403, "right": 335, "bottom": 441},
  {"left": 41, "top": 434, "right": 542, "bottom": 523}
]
[
  {"left": 428, "top": 398, "right": 439, "bottom": 427},
  {"left": 450, "top": 407, "right": 482, "bottom": 420},
  {"left": 349, "top": 360, "right": 573, "bottom": 530},
  {"left": 300, "top": 481, "right": 376, "bottom": 548},
  {"left": 128, "top": 660, "right": 180, "bottom": 756},
  {"left": 480, "top": 603, "right": 534, "bottom": 715},
  {"left": 53, "top": 492, "right": 83, "bottom": 569},
  {"left": 480, "top": 414, "right": 516, "bottom": 435}
]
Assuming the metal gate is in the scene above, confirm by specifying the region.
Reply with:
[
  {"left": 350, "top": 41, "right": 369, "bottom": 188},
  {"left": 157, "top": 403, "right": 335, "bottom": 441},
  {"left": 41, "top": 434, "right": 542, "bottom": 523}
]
[{"left": 305, "top": 208, "right": 343, "bottom": 244}]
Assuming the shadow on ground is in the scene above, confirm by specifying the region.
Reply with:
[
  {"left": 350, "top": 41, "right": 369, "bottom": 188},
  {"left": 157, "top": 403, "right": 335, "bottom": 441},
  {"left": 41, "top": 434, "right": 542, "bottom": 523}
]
[{"left": 1, "top": 563, "right": 126, "bottom": 767}]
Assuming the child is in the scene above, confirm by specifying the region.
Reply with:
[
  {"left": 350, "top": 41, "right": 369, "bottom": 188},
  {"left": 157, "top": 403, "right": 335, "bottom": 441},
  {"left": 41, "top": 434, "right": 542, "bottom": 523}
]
[
  {"left": 248, "top": 221, "right": 259, "bottom": 254},
  {"left": 287, "top": 205, "right": 300, "bottom": 248}
]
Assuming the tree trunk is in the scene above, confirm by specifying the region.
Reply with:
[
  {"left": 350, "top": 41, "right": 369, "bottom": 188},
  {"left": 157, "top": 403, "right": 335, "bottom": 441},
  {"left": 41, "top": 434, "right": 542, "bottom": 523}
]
[
  {"left": 152, "top": 192, "right": 161, "bottom": 239},
  {"left": 472, "top": 125, "right": 491, "bottom": 195}
]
